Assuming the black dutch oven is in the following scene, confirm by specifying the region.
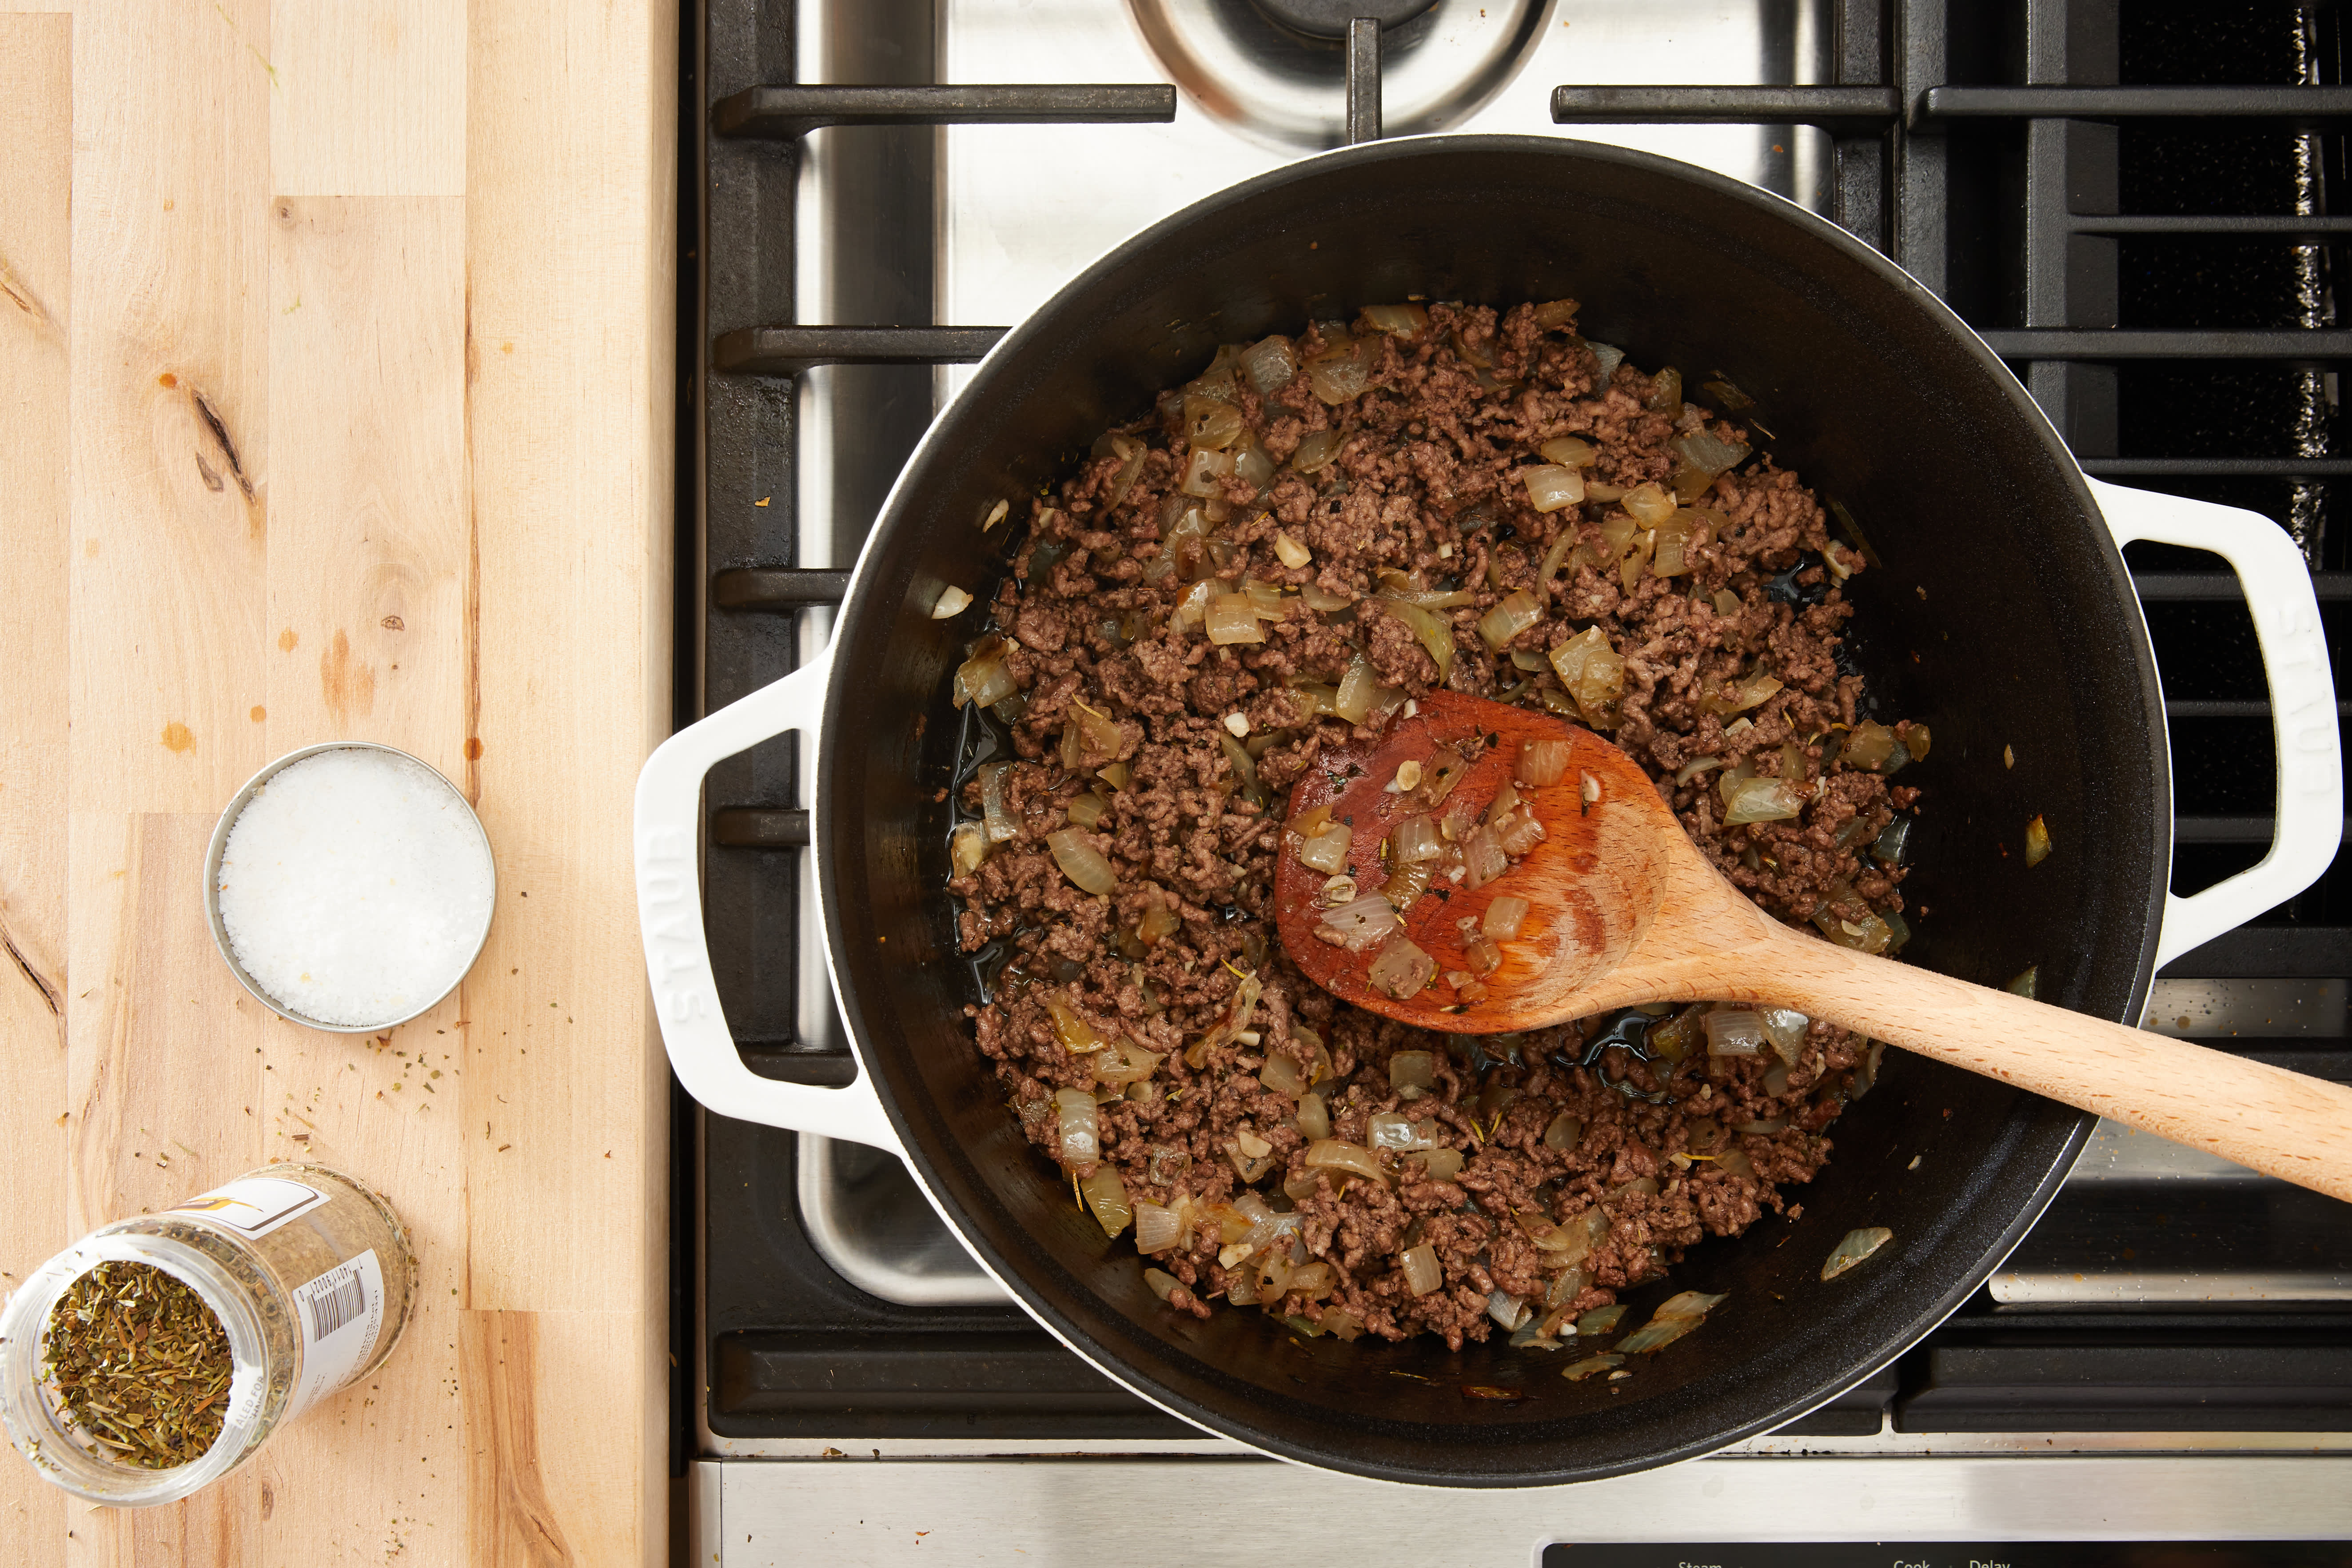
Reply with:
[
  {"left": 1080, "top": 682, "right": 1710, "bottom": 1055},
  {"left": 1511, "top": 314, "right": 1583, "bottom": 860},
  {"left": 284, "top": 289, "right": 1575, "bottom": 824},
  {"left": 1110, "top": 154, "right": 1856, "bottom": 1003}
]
[{"left": 637, "top": 137, "right": 2339, "bottom": 1487}]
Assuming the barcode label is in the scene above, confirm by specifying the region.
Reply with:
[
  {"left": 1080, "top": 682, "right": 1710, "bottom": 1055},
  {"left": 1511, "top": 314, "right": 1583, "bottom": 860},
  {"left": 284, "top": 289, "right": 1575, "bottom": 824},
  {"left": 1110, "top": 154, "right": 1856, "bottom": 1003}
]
[
  {"left": 306, "top": 1273, "right": 367, "bottom": 1340},
  {"left": 284, "top": 1249, "right": 386, "bottom": 1422}
]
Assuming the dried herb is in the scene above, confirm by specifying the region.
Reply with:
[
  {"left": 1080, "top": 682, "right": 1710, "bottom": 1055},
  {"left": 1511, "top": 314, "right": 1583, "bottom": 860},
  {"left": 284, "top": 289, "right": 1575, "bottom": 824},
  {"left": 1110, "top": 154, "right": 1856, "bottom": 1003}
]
[{"left": 41, "top": 1261, "right": 232, "bottom": 1469}]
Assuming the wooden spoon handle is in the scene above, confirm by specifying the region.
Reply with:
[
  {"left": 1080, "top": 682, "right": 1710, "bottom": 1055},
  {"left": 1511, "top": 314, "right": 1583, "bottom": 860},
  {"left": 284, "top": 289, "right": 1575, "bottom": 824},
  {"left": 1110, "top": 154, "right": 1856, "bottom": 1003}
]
[{"left": 1744, "top": 924, "right": 2352, "bottom": 1203}]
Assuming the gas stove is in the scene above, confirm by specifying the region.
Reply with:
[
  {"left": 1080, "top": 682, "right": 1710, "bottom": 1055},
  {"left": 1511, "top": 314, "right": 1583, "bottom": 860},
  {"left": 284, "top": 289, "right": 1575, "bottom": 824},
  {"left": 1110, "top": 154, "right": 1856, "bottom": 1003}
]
[{"left": 676, "top": 0, "right": 2352, "bottom": 1560}]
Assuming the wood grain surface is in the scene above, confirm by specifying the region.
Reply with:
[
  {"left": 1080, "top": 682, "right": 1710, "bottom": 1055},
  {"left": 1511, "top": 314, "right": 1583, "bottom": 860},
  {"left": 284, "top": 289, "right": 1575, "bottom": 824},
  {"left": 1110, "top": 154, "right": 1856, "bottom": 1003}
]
[{"left": 0, "top": 4, "right": 675, "bottom": 1562}]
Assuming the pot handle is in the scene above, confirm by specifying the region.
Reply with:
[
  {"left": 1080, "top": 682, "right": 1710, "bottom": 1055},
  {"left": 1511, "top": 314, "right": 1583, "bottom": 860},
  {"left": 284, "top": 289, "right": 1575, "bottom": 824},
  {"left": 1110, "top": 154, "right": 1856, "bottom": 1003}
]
[
  {"left": 634, "top": 646, "right": 905, "bottom": 1156},
  {"left": 2088, "top": 478, "right": 2344, "bottom": 970}
]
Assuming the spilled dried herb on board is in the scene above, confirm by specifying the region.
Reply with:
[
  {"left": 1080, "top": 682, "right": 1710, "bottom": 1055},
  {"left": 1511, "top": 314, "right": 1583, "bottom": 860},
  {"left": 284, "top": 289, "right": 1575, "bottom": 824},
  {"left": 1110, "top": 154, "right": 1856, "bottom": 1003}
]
[{"left": 42, "top": 1261, "right": 232, "bottom": 1468}]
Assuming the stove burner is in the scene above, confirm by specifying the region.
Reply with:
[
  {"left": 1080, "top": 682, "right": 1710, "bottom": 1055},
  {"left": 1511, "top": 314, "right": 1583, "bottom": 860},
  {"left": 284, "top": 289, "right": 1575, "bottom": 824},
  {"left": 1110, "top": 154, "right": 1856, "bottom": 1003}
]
[
  {"left": 1247, "top": 0, "right": 1439, "bottom": 40},
  {"left": 1128, "top": 0, "right": 1547, "bottom": 149}
]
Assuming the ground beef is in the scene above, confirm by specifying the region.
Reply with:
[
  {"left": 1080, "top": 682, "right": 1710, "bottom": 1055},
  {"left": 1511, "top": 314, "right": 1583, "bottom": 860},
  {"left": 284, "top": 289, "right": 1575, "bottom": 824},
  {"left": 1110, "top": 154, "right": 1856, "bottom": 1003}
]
[{"left": 945, "top": 301, "right": 1921, "bottom": 1353}]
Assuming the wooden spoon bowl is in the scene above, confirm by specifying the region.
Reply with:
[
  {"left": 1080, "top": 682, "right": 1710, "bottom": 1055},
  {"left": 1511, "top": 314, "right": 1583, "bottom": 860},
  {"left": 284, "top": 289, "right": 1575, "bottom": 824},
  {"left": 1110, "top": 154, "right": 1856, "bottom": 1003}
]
[{"left": 1275, "top": 690, "right": 2352, "bottom": 1203}]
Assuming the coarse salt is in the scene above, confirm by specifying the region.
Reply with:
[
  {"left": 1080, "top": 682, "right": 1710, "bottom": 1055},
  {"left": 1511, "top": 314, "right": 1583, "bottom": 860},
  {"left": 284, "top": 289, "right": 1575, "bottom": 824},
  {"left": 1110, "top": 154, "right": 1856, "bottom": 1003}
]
[{"left": 216, "top": 749, "right": 494, "bottom": 1028}]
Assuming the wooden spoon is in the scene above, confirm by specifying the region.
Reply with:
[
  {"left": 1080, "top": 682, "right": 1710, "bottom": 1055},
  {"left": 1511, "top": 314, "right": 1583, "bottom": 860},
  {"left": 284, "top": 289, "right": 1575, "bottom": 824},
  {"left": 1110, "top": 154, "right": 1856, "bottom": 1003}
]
[{"left": 1272, "top": 689, "right": 2352, "bottom": 1203}]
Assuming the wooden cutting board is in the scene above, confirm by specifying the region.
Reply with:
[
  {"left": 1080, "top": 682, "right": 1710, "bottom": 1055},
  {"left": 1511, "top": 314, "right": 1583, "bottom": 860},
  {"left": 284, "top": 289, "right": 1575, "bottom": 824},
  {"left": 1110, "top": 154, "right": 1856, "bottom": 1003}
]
[{"left": 0, "top": 4, "right": 673, "bottom": 1562}]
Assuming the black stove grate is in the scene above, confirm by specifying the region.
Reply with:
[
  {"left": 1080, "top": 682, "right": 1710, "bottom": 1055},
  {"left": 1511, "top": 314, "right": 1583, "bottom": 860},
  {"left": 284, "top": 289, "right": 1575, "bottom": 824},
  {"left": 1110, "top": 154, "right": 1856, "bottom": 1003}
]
[{"left": 685, "top": 0, "right": 2350, "bottom": 1447}]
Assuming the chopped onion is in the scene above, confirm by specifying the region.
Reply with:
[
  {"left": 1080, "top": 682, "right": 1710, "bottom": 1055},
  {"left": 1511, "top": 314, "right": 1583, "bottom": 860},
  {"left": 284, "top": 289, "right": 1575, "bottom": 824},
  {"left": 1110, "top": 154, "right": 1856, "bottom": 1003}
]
[
  {"left": 1822, "top": 1226, "right": 1893, "bottom": 1281},
  {"left": 1483, "top": 894, "right": 1531, "bottom": 941},
  {"left": 1616, "top": 1310, "right": 1707, "bottom": 1354},
  {"left": 1493, "top": 806, "right": 1545, "bottom": 857},
  {"left": 1674, "top": 429, "right": 1751, "bottom": 478},
  {"left": 1295, "top": 822, "right": 1352, "bottom": 874},
  {"left": 1375, "top": 596, "right": 1455, "bottom": 681},
  {"left": 1136, "top": 902, "right": 1179, "bottom": 947},
  {"left": 1388, "top": 1049, "right": 1436, "bottom": 1090},
  {"left": 1233, "top": 437, "right": 1275, "bottom": 491},
  {"left": 1381, "top": 858, "right": 1433, "bottom": 911},
  {"left": 1206, "top": 593, "right": 1267, "bottom": 645},
  {"left": 1184, "top": 396, "right": 1244, "bottom": 451},
  {"left": 1305, "top": 1139, "right": 1389, "bottom": 1186},
  {"left": 1287, "top": 1261, "right": 1336, "bottom": 1301},
  {"left": 1096, "top": 1036, "right": 1162, "bottom": 1088},
  {"left": 1399, "top": 1243, "right": 1443, "bottom": 1297},
  {"left": 1295, "top": 1091, "right": 1332, "bottom": 1141},
  {"left": 1167, "top": 579, "right": 1209, "bottom": 631},
  {"left": 1053, "top": 1087, "right": 1099, "bottom": 1169},
  {"left": 1241, "top": 335, "right": 1297, "bottom": 394},
  {"left": 1476, "top": 588, "right": 1545, "bottom": 651},
  {"left": 980, "top": 762, "right": 1019, "bottom": 844},
  {"left": 1045, "top": 828, "right": 1116, "bottom": 897},
  {"left": 1842, "top": 720, "right": 1897, "bottom": 770},
  {"left": 1066, "top": 790, "right": 1108, "bottom": 828},
  {"left": 931, "top": 584, "right": 973, "bottom": 619},
  {"left": 1361, "top": 303, "right": 1428, "bottom": 335},
  {"left": 1301, "top": 581, "right": 1353, "bottom": 612},
  {"left": 1574, "top": 1305, "right": 1627, "bottom": 1337},
  {"left": 1539, "top": 435, "right": 1597, "bottom": 467},
  {"left": 1292, "top": 680, "right": 1342, "bottom": 717},
  {"left": 1733, "top": 1116, "right": 1787, "bottom": 1136},
  {"left": 2008, "top": 965, "right": 2039, "bottom": 999},
  {"left": 1419, "top": 1147, "right": 1464, "bottom": 1182},
  {"left": 1367, "top": 934, "right": 1436, "bottom": 999},
  {"left": 1674, "top": 755, "right": 1725, "bottom": 787},
  {"left": 1650, "top": 511, "right": 1702, "bottom": 577},
  {"left": 1179, "top": 447, "right": 1234, "bottom": 499},
  {"left": 1622, "top": 481, "right": 1676, "bottom": 527},
  {"left": 1390, "top": 814, "right": 1444, "bottom": 864},
  {"left": 1814, "top": 903, "right": 1894, "bottom": 955},
  {"left": 951, "top": 822, "right": 993, "bottom": 879},
  {"left": 1722, "top": 776, "right": 1805, "bottom": 826},
  {"left": 1463, "top": 935, "right": 1502, "bottom": 977},
  {"left": 1562, "top": 1353, "right": 1624, "bottom": 1382},
  {"left": 1715, "top": 1148, "right": 1756, "bottom": 1177},
  {"left": 1098, "top": 432, "right": 1148, "bottom": 507},
  {"left": 1306, "top": 336, "right": 1374, "bottom": 404},
  {"left": 1655, "top": 1290, "right": 1729, "bottom": 1322},
  {"left": 1543, "top": 1110, "right": 1582, "bottom": 1150},
  {"left": 953, "top": 644, "right": 1018, "bottom": 710},
  {"left": 1759, "top": 1007, "right": 1809, "bottom": 1064},
  {"left": 1143, "top": 1266, "right": 1182, "bottom": 1302},
  {"left": 1314, "top": 892, "right": 1399, "bottom": 952},
  {"left": 1081, "top": 1166, "right": 1132, "bottom": 1237},
  {"left": 1272, "top": 530, "right": 1312, "bottom": 569},
  {"left": 1704, "top": 1008, "right": 1768, "bottom": 1057},
  {"left": 2025, "top": 814, "right": 2052, "bottom": 867},
  {"left": 1488, "top": 1291, "right": 1532, "bottom": 1332},
  {"left": 1417, "top": 746, "right": 1472, "bottom": 808},
  {"left": 1045, "top": 996, "right": 1110, "bottom": 1054},
  {"left": 1218, "top": 733, "right": 1256, "bottom": 791},
  {"left": 1547, "top": 626, "right": 1624, "bottom": 725},
  {"left": 1587, "top": 341, "right": 1625, "bottom": 381},
  {"left": 1333, "top": 657, "right": 1378, "bottom": 723},
  {"left": 1291, "top": 428, "right": 1344, "bottom": 473},
  {"left": 1260, "top": 1050, "right": 1308, "bottom": 1098},
  {"left": 1367, "top": 1112, "right": 1441, "bottom": 1152},
  {"left": 1516, "top": 739, "right": 1571, "bottom": 787},
  {"left": 1522, "top": 464, "right": 1586, "bottom": 513},
  {"left": 1461, "top": 826, "right": 1507, "bottom": 889}
]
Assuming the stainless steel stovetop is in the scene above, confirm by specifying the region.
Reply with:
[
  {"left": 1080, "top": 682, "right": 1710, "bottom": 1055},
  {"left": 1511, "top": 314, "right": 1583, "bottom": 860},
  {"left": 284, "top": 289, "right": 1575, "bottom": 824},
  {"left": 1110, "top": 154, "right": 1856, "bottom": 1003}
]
[{"left": 682, "top": 0, "right": 2352, "bottom": 1560}]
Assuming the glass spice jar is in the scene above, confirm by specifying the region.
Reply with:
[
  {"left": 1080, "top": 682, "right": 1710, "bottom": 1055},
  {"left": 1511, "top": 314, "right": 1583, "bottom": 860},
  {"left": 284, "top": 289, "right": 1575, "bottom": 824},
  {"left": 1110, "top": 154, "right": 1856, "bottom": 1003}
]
[{"left": 0, "top": 1162, "right": 416, "bottom": 1507}]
